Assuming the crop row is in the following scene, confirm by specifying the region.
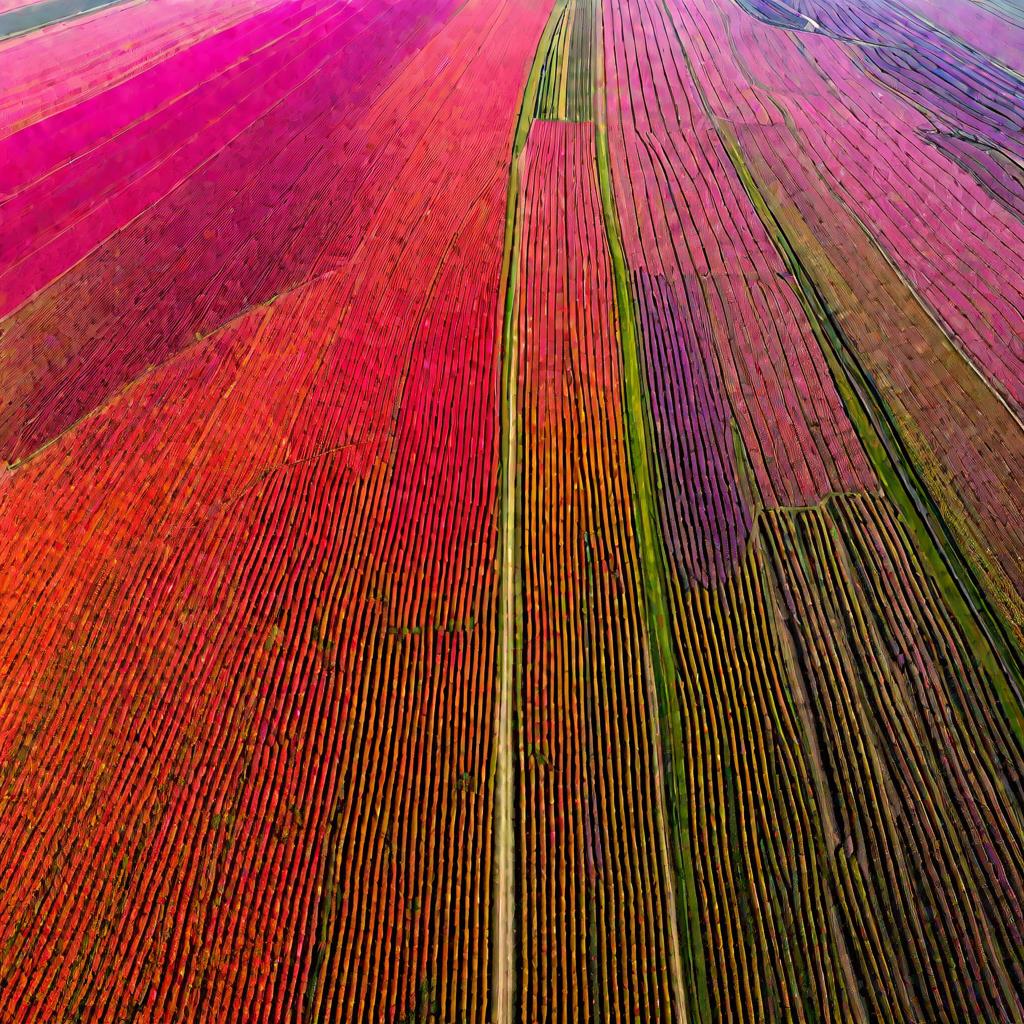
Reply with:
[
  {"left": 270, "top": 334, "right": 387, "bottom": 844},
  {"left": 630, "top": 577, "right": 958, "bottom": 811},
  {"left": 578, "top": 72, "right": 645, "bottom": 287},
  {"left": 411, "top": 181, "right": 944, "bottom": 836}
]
[
  {"left": 665, "top": 525, "right": 856, "bottom": 1022},
  {"left": 0, "top": 0, "right": 281, "bottom": 137},
  {"left": 533, "top": 0, "right": 594, "bottom": 122},
  {"left": 632, "top": 267, "right": 751, "bottom": 588},
  {"left": 600, "top": 0, "right": 1024, "bottom": 1019},
  {"left": 514, "top": 117, "right": 680, "bottom": 1023},
  {"left": 778, "top": 0, "right": 1024, "bottom": 156},
  {"left": 903, "top": 0, "right": 1024, "bottom": 67},
  {"left": 678, "top": 0, "right": 1024, "bottom": 435},
  {"left": 0, "top": 0, "right": 551, "bottom": 1018},
  {"left": 0, "top": 0, "right": 466, "bottom": 461},
  {"left": 728, "top": 114, "right": 1024, "bottom": 643},
  {"left": 762, "top": 495, "right": 1024, "bottom": 1022},
  {"left": 656, "top": 0, "right": 1024, "bottom": 691},
  {"left": 602, "top": 0, "right": 875, "bottom": 509},
  {"left": 3, "top": 0, "right": 1024, "bottom": 1019}
]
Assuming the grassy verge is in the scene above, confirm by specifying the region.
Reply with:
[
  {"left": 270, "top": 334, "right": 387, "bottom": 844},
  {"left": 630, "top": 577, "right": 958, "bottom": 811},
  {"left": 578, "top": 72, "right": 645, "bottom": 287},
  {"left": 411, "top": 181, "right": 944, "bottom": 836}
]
[
  {"left": 592, "top": 19, "right": 708, "bottom": 1024},
  {"left": 719, "top": 126, "right": 1024, "bottom": 749},
  {"left": 492, "top": 4, "right": 571, "bottom": 1020}
]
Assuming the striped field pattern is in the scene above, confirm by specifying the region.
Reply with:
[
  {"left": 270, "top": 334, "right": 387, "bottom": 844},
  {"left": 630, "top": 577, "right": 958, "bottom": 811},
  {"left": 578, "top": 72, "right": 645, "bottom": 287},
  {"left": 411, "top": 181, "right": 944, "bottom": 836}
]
[{"left": 1, "top": 0, "right": 1023, "bottom": 1020}]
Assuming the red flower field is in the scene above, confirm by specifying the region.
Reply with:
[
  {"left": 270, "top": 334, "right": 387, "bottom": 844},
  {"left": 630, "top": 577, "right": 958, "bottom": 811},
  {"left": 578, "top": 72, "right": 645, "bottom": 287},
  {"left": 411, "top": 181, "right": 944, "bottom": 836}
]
[{"left": 1, "top": 0, "right": 1023, "bottom": 1019}]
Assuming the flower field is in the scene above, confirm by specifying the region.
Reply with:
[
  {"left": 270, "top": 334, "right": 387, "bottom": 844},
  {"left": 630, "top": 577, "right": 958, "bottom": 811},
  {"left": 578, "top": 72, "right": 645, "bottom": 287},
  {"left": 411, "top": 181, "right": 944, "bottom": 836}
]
[{"left": 1, "top": 0, "right": 1023, "bottom": 1019}]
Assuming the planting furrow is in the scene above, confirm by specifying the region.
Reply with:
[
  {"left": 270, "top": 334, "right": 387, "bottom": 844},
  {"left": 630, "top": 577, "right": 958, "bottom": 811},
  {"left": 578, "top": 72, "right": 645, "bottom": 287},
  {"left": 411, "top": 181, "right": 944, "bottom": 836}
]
[
  {"left": 0, "top": 0, "right": 281, "bottom": 137},
  {"left": 514, "top": 118, "right": 680, "bottom": 1022},
  {"left": 666, "top": 535, "right": 865, "bottom": 1022},
  {"left": 596, "top": 1, "right": 1024, "bottom": 1020},
  {"left": 0, "top": 0, "right": 551, "bottom": 1017},
  {"left": 602, "top": 0, "right": 875, "bottom": 509},
  {"left": 761, "top": 495, "right": 1024, "bottom": 1022},
  {"left": 2, "top": 0, "right": 1024, "bottom": 1020},
  {"left": 533, "top": 0, "right": 595, "bottom": 122}
]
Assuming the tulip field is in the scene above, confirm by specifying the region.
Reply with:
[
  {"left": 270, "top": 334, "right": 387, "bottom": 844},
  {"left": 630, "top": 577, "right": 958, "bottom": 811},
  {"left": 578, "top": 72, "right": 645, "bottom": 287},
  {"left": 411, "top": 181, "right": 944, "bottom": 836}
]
[{"left": 1, "top": 0, "right": 1023, "bottom": 1020}]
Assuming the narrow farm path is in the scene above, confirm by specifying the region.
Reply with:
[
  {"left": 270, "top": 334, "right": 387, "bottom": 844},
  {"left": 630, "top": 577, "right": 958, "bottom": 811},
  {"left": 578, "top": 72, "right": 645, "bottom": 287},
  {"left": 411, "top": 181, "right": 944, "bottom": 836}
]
[{"left": 492, "top": 6, "right": 564, "bottom": 1017}]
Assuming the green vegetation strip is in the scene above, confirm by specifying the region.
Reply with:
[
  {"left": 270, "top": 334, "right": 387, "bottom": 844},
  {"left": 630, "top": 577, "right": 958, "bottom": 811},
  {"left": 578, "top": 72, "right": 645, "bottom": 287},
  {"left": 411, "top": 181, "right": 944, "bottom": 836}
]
[
  {"left": 492, "top": 3, "right": 571, "bottom": 1020},
  {"left": 593, "top": 23, "right": 708, "bottom": 1024},
  {"left": 719, "top": 126, "right": 1024, "bottom": 750}
]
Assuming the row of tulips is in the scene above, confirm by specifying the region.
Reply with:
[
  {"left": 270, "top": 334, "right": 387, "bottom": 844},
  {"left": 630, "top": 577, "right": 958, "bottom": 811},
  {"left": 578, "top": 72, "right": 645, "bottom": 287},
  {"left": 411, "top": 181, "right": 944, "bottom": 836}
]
[{"left": 0, "top": 0, "right": 551, "bottom": 1018}]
